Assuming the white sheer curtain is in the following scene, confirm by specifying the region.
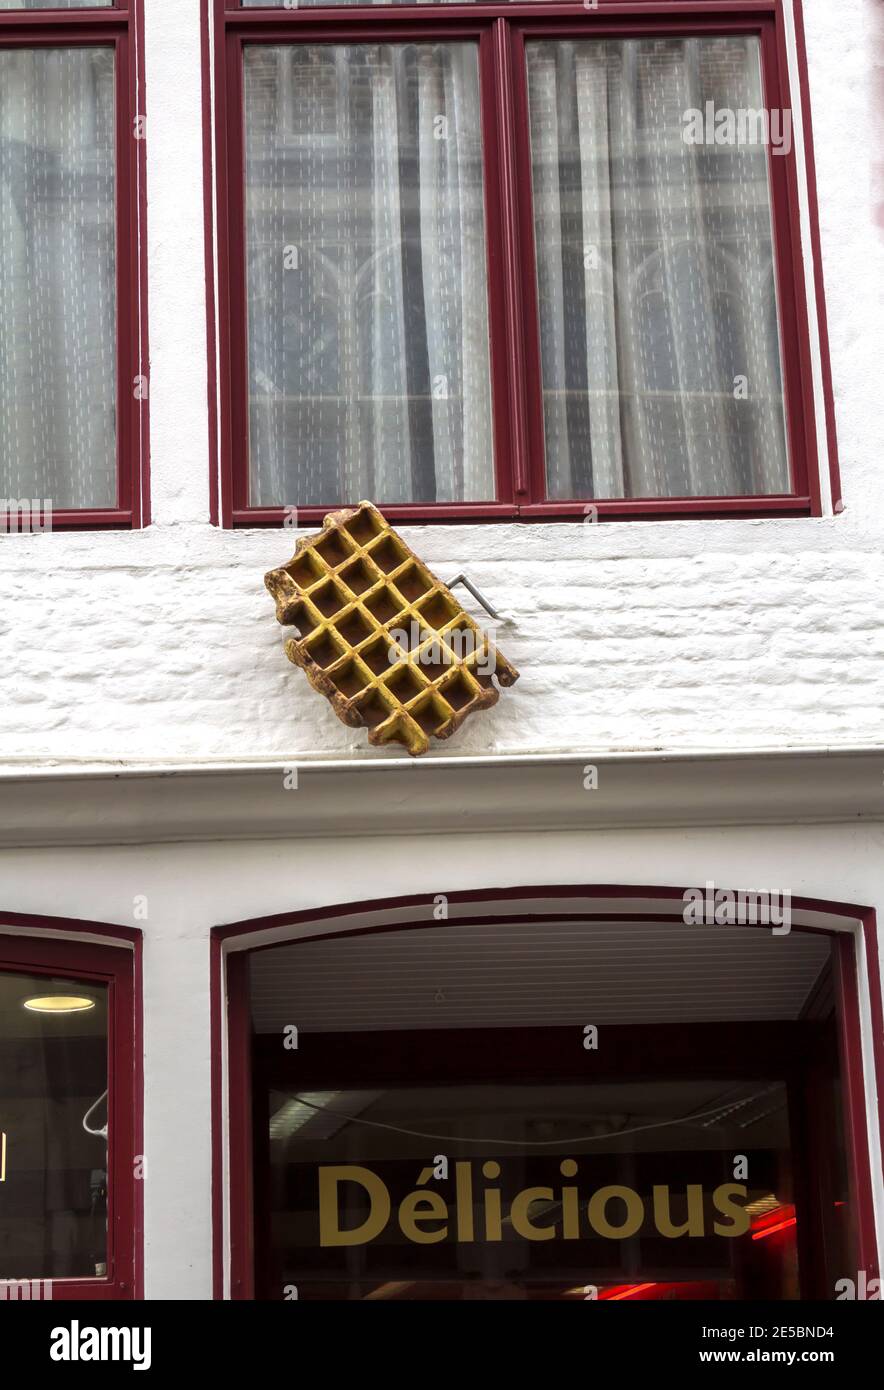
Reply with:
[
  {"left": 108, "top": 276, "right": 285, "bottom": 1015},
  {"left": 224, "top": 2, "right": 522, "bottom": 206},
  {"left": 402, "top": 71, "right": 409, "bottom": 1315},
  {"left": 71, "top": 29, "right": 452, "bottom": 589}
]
[
  {"left": 241, "top": 0, "right": 465, "bottom": 6},
  {"left": 0, "top": 46, "right": 116, "bottom": 507},
  {"left": 0, "top": 2, "right": 111, "bottom": 9},
  {"left": 244, "top": 42, "right": 494, "bottom": 508},
  {"left": 527, "top": 36, "right": 790, "bottom": 500}
]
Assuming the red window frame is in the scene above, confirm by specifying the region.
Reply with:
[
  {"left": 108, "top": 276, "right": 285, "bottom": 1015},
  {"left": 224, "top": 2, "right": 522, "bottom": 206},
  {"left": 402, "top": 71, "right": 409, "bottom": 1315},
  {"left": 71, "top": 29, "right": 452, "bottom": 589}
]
[
  {"left": 210, "top": 0, "right": 826, "bottom": 527},
  {"left": 0, "top": 1, "right": 149, "bottom": 532},
  {"left": 0, "top": 919, "right": 141, "bottom": 1300}
]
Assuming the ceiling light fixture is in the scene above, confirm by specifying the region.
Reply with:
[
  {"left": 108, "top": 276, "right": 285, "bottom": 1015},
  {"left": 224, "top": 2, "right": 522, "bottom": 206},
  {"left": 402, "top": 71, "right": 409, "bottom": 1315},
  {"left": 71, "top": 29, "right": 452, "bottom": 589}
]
[{"left": 23, "top": 995, "right": 95, "bottom": 1015}]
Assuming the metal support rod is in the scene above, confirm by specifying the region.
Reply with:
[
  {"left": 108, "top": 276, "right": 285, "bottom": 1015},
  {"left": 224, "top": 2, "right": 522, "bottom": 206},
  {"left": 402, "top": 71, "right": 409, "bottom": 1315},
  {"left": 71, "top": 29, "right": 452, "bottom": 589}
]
[{"left": 444, "top": 571, "right": 506, "bottom": 622}]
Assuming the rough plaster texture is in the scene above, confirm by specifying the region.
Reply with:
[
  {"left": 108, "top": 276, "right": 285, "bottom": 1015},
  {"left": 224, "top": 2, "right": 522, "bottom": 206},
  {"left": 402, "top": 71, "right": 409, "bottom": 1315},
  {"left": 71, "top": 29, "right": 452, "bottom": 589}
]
[{"left": 0, "top": 0, "right": 881, "bottom": 769}]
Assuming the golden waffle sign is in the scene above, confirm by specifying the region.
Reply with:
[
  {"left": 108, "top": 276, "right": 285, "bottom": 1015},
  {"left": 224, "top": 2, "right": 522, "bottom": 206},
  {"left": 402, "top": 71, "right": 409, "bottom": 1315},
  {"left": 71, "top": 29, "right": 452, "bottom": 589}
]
[{"left": 265, "top": 502, "right": 519, "bottom": 756}]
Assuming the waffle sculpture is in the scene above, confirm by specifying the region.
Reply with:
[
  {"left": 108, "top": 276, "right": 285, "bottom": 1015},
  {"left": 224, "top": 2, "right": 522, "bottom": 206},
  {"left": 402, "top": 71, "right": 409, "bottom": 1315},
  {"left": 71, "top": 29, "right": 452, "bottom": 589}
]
[{"left": 264, "top": 502, "right": 519, "bottom": 757}]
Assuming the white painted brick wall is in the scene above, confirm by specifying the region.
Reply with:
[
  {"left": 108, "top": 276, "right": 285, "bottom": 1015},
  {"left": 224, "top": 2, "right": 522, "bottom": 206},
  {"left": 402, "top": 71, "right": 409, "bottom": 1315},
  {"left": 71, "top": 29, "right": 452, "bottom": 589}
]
[{"left": 1, "top": 0, "right": 882, "bottom": 768}]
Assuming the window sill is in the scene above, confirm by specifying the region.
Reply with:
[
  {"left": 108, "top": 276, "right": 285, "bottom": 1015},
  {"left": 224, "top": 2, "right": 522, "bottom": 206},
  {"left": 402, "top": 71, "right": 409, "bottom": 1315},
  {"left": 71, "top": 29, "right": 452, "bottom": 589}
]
[
  {"left": 230, "top": 495, "right": 815, "bottom": 527},
  {"left": 0, "top": 510, "right": 135, "bottom": 534}
]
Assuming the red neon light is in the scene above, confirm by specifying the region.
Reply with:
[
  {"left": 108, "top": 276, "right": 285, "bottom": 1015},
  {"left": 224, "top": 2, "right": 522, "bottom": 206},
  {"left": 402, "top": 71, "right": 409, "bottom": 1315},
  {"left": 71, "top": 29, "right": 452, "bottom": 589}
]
[
  {"left": 606, "top": 1283, "right": 657, "bottom": 1301},
  {"left": 752, "top": 1214, "right": 797, "bottom": 1241}
]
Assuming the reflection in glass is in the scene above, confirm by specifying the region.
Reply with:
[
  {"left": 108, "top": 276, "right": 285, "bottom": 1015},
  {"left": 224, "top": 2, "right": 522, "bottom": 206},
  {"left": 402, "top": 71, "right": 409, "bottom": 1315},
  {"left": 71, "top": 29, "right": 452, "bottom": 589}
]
[
  {"left": 0, "top": 972, "right": 109, "bottom": 1280},
  {"left": 267, "top": 1080, "right": 811, "bottom": 1300},
  {"left": 249, "top": 918, "right": 854, "bottom": 1300}
]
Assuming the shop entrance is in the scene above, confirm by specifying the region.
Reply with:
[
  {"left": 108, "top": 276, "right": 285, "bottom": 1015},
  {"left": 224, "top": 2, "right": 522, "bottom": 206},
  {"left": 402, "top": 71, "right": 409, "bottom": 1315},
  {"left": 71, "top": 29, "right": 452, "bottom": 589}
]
[{"left": 219, "top": 892, "right": 881, "bottom": 1301}]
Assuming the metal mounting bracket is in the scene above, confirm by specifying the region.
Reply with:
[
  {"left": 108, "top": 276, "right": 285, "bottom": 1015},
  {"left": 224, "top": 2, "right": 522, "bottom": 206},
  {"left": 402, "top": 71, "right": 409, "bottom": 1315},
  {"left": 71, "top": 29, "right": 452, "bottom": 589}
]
[{"left": 444, "top": 572, "right": 509, "bottom": 623}]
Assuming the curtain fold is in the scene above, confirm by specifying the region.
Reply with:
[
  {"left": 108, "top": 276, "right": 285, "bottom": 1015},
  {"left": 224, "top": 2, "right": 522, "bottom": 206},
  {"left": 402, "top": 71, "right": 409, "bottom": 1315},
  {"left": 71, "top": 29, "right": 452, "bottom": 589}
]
[
  {"left": 0, "top": 2, "right": 112, "bottom": 10},
  {"left": 527, "top": 35, "right": 790, "bottom": 501},
  {"left": 245, "top": 41, "right": 494, "bottom": 509},
  {"left": 0, "top": 47, "right": 116, "bottom": 508}
]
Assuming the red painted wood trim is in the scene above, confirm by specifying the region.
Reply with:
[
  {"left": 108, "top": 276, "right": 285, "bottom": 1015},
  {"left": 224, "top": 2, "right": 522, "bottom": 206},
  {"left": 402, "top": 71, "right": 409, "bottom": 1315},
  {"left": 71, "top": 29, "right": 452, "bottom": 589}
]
[
  {"left": 131, "top": 0, "right": 151, "bottom": 528},
  {"left": 0, "top": 9, "right": 127, "bottom": 31},
  {"left": 0, "top": 909, "right": 142, "bottom": 948},
  {"left": 0, "top": 914, "right": 142, "bottom": 1300},
  {"left": 509, "top": 10, "right": 818, "bottom": 515},
  {"left": 232, "top": 495, "right": 811, "bottom": 527},
  {"left": 760, "top": 13, "right": 818, "bottom": 514},
  {"left": 0, "top": 3, "right": 148, "bottom": 531},
  {"left": 833, "top": 931, "right": 880, "bottom": 1282},
  {"left": 859, "top": 907, "right": 884, "bottom": 1266},
  {"left": 210, "top": 932, "right": 225, "bottom": 1299},
  {"left": 226, "top": 950, "right": 254, "bottom": 1299},
  {"left": 116, "top": 26, "right": 135, "bottom": 524},
  {"left": 212, "top": 882, "right": 870, "bottom": 942},
  {"left": 0, "top": 510, "right": 134, "bottom": 532},
  {"left": 491, "top": 17, "right": 528, "bottom": 499},
  {"left": 212, "top": 885, "right": 882, "bottom": 1298},
  {"left": 789, "top": 0, "right": 843, "bottom": 513},
  {"left": 479, "top": 22, "right": 517, "bottom": 507},
  {"left": 221, "top": 2, "right": 780, "bottom": 19},
  {"left": 130, "top": 913, "right": 145, "bottom": 1299},
  {"left": 519, "top": 495, "right": 814, "bottom": 518},
  {"left": 203, "top": 0, "right": 221, "bottom": 526},
  {"left": 213, "top": 0, "right": 235, "bottom": 529},
  {"left": 217, "top": 10, "right": 242, "bottom": 524},
  {"left": 214, "top": 0, "right": 826, "bottom": 525},
  {"left": 233, "top": 502, "right": 519, "bottom": 526},
  {"left": 508, "top": 23, "right": 546, "bottom": 508}
]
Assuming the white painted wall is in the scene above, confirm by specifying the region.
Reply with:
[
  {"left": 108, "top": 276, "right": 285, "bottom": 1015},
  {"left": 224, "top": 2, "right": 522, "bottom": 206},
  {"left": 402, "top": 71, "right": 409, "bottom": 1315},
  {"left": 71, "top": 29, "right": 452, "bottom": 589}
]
[
  {"left": 0, "top": 0, "right": 882, "bottom": 1303},
  {"left": 2, "top": 819, "right": 883, "bottom": 1299},
  {"left": 0, "top": 0, "right": 882, "bottom": 768}
]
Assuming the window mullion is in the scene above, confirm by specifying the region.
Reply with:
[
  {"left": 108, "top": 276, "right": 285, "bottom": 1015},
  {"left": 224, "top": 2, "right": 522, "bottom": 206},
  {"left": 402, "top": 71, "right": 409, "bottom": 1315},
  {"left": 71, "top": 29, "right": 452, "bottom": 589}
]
[{"left": 489, "top": 16, "right": 536, "bottom": 508}]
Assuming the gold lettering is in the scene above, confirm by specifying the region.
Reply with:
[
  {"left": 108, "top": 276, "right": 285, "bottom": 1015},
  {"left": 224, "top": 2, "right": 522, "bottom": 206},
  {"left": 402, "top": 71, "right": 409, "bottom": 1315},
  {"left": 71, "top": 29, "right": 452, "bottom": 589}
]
[
  {"left": 712, "top": 1183, "right": 750, "bottom": 1237},
  {"left": 586, "top": 1185, "right": 645, "bottom": 1239},
  {"left": 316, "top": 1161, "right": 751, "bottom": 1248},
  {"left": 560, "top": 1160, "right": 579, "bottom": 1238},
  {"left": 510, "top": 1186, "right": 556, "bottom": 1241},
  {"left": 399, "top": 1190, "right": 448, "bottom": 1244},
  {"left": 455, "top": 1161, "right": 474, "bottom": 1242},
  {"left": 482, "top": 1161, "right": 502, "bottom": 1241},
  {"left": 652, "top": 1184, "right": 705, "bottom": 1237},
  {"left": 318, "top": 1165, "right": 391, "bottom": 1248}
]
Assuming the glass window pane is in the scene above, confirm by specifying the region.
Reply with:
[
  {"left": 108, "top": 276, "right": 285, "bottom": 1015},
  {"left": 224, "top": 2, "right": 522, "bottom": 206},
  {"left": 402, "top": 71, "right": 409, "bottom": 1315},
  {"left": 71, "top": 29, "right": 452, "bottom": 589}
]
[
  {"left": 241, "top": 1, "right": 471, "bottom": 6},
  {"left": 527, "top": 37, "right": 790, "bottom": 501},
  {"left": 248, "top": 920, "right": 855, "bottom": 1300},
  {"left": 0, "top": 3, "right": 113, "bottom": 11},
  {"left": 0, "top": 971, "right": 109, "bottom": 1281},
  {"left": 243, "top": 43, "right": 494, "bottom": 507},
  {"left": 0, "top": 47, "right": 117, "bottom": 508}
]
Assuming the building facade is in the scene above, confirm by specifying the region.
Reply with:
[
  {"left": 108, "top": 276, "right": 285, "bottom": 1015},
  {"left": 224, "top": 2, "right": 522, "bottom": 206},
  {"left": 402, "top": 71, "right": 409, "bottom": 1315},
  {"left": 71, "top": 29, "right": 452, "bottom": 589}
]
[{"left": 0, "top": 0, "right": 882, "bottom": 1302}]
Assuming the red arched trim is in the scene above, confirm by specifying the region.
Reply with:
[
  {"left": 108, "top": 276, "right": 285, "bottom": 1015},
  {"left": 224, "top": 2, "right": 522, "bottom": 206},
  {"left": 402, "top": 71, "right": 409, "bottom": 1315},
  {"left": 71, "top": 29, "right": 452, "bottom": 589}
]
[
  {"left": 0, "top": 913, "right": 143, "bottom": 1300},
  {"left": 210, "top": 885, "right": 882, "bottom": 1301}
]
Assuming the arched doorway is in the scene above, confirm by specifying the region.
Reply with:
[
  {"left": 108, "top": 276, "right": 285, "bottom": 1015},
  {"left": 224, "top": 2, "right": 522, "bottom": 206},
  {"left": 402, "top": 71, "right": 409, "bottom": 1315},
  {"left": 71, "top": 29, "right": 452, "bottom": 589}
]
[{"left": 213, "top": 888, "right": 882, "bottom": 1301}]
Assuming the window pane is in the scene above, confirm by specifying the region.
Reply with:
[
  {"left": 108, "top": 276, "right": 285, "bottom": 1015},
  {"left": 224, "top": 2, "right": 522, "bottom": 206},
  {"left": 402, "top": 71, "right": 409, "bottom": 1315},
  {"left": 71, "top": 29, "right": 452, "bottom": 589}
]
[
  {"left": 244, "top": 43, "right": 494, "bottom": 507},
  {"left": 527, "top": 37, "right": 790, "bottom": 501},
  {"left": 0, "top": 972, "right": 109, "bottom": 1281},
  {"left": 0, "top": 47, "right": 116, "bottom": 509},
  {"left": 242, "top": 1, "right": 470, "bottom": 6},
  {"left": 0, "top": 2, "right": 113, "bottom": 11},
  {"left": 248, "top": 919, "right": 855, "bottom": 1300}
]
